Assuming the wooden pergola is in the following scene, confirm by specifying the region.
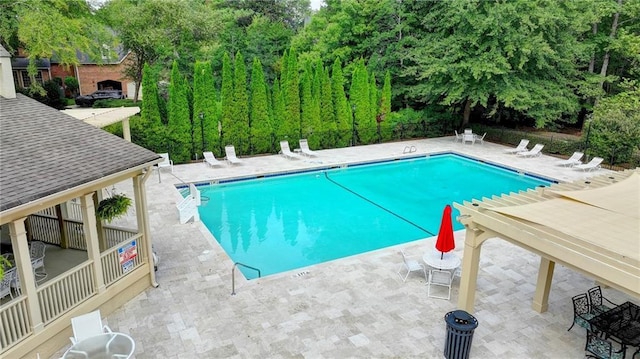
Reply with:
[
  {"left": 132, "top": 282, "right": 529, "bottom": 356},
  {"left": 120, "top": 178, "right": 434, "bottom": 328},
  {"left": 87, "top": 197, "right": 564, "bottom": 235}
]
[{"left": 454, "top": 168, "right": 640, "bottom": 313}]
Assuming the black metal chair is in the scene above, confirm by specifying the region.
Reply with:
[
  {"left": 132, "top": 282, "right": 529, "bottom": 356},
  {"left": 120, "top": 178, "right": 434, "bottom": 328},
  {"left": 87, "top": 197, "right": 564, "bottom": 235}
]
[
  {"left": 588, "top": 286, "right": 618, "bottom": 315},
  {"left": 569, "top": 293, "right": 595, "bottom": 332},
  {"left": 585, "top": 330, "right": 625, "bottom": 359}
]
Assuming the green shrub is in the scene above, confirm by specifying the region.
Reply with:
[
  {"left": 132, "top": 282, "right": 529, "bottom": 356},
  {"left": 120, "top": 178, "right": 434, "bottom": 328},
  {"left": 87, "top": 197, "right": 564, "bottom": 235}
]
[{"left": 93, "top": 99, "right": 138, "bottom": 108}]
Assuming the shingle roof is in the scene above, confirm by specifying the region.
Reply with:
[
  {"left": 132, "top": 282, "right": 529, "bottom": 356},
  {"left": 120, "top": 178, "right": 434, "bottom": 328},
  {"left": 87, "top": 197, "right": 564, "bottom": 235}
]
[{"left": 0, "top": 94, "right": 161, "bottom": 212}]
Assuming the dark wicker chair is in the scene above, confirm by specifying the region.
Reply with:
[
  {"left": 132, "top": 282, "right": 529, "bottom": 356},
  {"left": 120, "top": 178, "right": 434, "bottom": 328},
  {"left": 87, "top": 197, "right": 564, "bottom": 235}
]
[
  {"left": 588, "top": 286, "right": 618, "bottom": 315},
  {"left": 585, "top": 330, "right": 625, "bottom": 359},
  {"left": 569, "top": 293, "right": 595, "bottom": 332}
]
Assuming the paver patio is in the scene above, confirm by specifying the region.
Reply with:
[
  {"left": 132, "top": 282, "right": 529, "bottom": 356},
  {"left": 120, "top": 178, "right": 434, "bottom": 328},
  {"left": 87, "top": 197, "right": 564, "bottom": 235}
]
[{"left": 52, "top": 137, "right": 636, "bottom": 358}]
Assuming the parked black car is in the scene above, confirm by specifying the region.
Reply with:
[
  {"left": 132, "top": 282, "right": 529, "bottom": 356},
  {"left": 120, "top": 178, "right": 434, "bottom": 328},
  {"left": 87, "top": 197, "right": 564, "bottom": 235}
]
[{"left": 75, "top": 90, "right": 125, "bottom": 107}]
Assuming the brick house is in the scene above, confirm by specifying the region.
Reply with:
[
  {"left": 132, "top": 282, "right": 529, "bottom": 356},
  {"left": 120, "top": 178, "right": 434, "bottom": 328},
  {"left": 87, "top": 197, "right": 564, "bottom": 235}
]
[{"left": 50, "top": 46, "right": 137, "bottom": 98}]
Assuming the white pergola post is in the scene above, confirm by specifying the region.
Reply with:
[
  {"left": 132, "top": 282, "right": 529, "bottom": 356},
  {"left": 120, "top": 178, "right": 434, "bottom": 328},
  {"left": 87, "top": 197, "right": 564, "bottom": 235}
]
[
  {"left": 532, "top": 257, "right": 555, "bottom": 313},
  {"left": 457, "top": 228, "right": 483, "bottom": 313},
  {"left": 122, "top": 118, "right": 131, "bottom": 142},
  {"left": 9, "top": 217, "right": 44, "bottom": 332},
  {"left": 80, "top": 193, "right": 106, "bottom": 293},
  {"left": 133, "top": 171, "right": 158, "bottom": 287}
]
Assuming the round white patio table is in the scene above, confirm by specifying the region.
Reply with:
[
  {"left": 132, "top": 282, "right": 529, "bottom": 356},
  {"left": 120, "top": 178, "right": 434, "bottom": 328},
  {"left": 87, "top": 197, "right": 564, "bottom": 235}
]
[
  {"left": 423, "top": 250, "right": 461, "bottom": 270},
  {"left": 62, "top": 332, "right": 135, "bottom": 359}
]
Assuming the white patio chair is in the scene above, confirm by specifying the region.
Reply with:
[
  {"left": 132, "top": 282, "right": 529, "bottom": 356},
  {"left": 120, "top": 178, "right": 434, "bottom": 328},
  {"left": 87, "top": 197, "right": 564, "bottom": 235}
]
[
  {"left": 279, "top": 140, "right": 301, "bottom": 160},
  {"left": 224, "top": 145, "right": 244, "bottom": 165},
  {"left": 517, "top": 143, "right": 544, "bottom": 158},
  {"left": 70, "top": 310, "right": 112, "bottom": 344},
  {"left": 474, "top": 132, "right": 486, "bottom": 145},
  {"left": 156, "top": 153, "right": 173, "bottom": 172},
  {"left": 574, "top": 157, "right": 603, "bottom": 172},
  {"left": 453, "top": 130, "right": 463, "bottom": 143},
  {"left": 1, "top": 267, "right": 16, "bottom": 300},
  {"left": 203, "top": 151, "right": 223, "bottom": 167},
  {"left": 556, "top": 152, "right": 584, "bottom": 167},
  {"left": 397, "top": 250, "right": 427, "bottom": 282},
  {"left": 504, "top": 139, "right": 530, "bottom": 154},
  {"left": 464, "top": 128, "right": 473, "bottom": 134},
  {"left": 462, "top": 133, "right": 475, "bottom": 144},
  {"left": 299, "top": 139, "right": 318, "bottom": 157},
  {"left": 30, "top": 241, "right": 47, "bottom": 280},
  {"left": 427, "top": 269, "right": 453, "bottom": 300}
]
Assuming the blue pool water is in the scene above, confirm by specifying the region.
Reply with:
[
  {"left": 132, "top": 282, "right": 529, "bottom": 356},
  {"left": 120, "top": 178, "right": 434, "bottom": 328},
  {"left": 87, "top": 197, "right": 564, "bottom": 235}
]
[{"left": 195, "top": 154, "right": 551, "bottom": 279}]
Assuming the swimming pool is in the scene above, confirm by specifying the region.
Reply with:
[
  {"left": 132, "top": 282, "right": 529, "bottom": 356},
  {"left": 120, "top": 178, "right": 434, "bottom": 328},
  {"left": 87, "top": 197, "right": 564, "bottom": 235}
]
[{"left": 195, "top": 154, "right": 551, "bottom": 279}]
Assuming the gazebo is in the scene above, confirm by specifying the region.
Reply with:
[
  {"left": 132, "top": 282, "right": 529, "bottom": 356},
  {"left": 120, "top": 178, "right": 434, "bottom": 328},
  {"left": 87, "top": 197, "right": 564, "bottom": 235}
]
[
  {"left": 455, "top": 168, "right": 640, "bottom": 313},
  {"left": 0, "top": 46, "right": 161, "bottom": 358}
]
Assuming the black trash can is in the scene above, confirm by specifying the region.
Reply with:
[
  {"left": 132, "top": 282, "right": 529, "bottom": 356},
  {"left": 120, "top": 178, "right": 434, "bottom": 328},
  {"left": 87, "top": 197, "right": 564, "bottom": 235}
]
[{"left": 444, "top": 310, "right": 478, "bottom": 359}]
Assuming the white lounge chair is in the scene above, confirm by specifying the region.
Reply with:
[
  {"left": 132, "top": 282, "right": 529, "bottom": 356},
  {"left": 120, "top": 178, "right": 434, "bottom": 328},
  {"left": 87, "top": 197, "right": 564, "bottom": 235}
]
[
  {"left": 299, "top": 139, "right": 318, "bottom": 157},
  {"left": 397, "top": 250, "right": 427, "bottom": 282},
  {"left": 427, "top": 269, "right": 453, "bottom": 300},
  {"left": 517, "top": 143, "right": 544, "bottom": 158},
  {"left": 556, "top": 152, "right": 584, "bottom": 167},
  {"left": 203, "top": 151, "right": 223, "bottom": 167},
  {"left": 453, "top": 130, "right": 463, "bottom": 143},
  {"left": 279, "top": 140, "right": 300, "bottom": 160},
  {"left": 474, "top": 132, "right": 486, "bottom": 145},
  {"left": 504, "top": 139, "right": 530, "bottom": 154},
  {"left": 70, "top": 310, "right": 112, "bottom": 345},
  {"left": 224, "top": 145, "right": 244, "bottom": 165},
  {"left": 156, "top": 153, "right": 173, "bottom": 172},
  {"left": 574, "top": 157, "right": 603, "bottom": 172}
]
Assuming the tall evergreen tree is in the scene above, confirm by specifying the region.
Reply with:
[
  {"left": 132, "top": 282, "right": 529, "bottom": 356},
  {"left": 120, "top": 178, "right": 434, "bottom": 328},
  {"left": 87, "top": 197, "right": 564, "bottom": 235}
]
[
  {"left": 280, "top": 50, "right": 289, "bottom": 90},
  {"left": 284, "top": 49, "right": 300, "bottom": 144},
  {"left": 301, "top": 61, "right": 314, "bottom": 142},
  {"left": 351, "top": 59, "right": 372, "bottom": 145},
  {"left": 369, "top": 72, "right": 379, "bottom": 143},
  {"left": 167, "top": 60, "right": 191, "bottom": 163},
  {"left": 272, "top": 77, "right": 286, "bottom": 143},
  {"left": 308, "top": 60, "right": 322, "bottom": 149},
  {"left": 230, "top": 51, "right": 250, "bottom": 154},
  {"left": 140, "top": 63, "right": 164, "bottom": 151},
  {"left": 379, "top": 70, "right": 394, "bottom": 141},
  {"left": 332, "top": 58, "right": 351, "bottom": 147},
  {"left": 250, "top": 58, "right": 271, "bottom": 154},
  {"left": 320, "top": 65, "right": 336, "bottom": 148},
  {"left": 193, "top": 61, "right": 219, "bottom": 156},
  {"left": 220, "top": 52, "right": 234, "bottom": 148}
]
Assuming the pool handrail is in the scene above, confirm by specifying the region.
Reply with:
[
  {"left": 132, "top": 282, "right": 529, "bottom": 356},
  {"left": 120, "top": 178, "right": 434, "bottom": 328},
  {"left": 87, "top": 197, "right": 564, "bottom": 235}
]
[{"left": 231, "top": 262, "right": 261, "bottom": 295}]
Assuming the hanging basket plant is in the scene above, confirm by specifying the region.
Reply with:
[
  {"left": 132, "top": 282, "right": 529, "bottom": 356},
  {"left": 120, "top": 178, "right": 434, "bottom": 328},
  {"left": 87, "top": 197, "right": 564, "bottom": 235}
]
[{"left": 96, "top": 194, "right": 132, "bottom": 222}]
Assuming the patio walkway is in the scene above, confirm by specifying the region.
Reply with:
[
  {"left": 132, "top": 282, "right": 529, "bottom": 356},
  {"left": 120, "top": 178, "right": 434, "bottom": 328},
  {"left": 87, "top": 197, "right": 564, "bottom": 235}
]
[{"left": 52, "top": 137, "right": 635, "bottom": 358}]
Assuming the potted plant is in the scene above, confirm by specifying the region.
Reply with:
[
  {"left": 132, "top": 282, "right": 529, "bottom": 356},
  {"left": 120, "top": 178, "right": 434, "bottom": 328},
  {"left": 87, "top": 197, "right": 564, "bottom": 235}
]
[{"left": 96, "top": 193, "right": 132, "bottom": 222}]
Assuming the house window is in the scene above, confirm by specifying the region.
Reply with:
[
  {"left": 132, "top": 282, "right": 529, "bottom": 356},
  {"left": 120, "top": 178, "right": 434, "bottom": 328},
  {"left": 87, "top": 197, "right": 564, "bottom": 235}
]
[{"left": 19, "top": 70, "right": 43, "bottom": 88}]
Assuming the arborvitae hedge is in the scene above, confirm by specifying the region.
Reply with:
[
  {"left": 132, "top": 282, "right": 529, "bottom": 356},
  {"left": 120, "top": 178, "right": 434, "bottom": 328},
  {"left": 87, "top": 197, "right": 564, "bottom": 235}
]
[
  {"left": 167, "top": 60, "right": 192, "bottom": 163},
  {"left": 232, "top": 51, "right": 250, "bottom": 154},
  {"left": 250, "top": 58, "right": 271, "bottom": 154},
  {"left": 320, "top": 65, "right": 335, "bottom": 149},
  {"left": 379, "top": 70, "right": 393, "bottom": 141},
  {"left": 332, "top": 58, "right": 351, "bottom": 147},
  {"left": 140, "top": 63, "right": 165, "bottom": 152},
  {"left": 220, "top": 52, "right": 234, "bottom": 149},
  {"left": 193, "top": 61, "right": 219, "bottom": 156}
]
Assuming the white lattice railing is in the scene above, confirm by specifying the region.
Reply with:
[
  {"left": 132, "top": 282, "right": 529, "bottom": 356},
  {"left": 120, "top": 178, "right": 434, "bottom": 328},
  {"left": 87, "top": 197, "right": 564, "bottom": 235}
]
[
  {"left": 37, "top": 261, "right": 96, "bottom": 325},
  {"left": 0, "top": 296, "right": 31, "bottom": 351},
  {"left": 101, "top": 235, "right": 144, "bottom": 287}
]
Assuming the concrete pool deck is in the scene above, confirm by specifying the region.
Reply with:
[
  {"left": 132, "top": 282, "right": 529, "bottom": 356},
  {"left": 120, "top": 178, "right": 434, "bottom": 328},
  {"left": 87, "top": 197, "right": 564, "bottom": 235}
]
[{"left": 53, "top": 137, "right": 636, "bottom": 358}]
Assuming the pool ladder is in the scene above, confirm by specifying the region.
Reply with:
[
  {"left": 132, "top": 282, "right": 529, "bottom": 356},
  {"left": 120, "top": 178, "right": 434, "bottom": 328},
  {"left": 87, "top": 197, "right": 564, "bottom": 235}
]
[
  {"left": 403, "top": 145, "right": 417, "bottom": 154},
  {"left": 231, "top": 262, "right": 261, "bottom": 295}
]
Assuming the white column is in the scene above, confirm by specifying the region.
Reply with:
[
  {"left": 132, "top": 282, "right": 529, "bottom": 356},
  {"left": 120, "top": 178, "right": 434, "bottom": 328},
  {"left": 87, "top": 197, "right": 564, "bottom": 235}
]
[
  {"left": 9, "top": 218, "right": 44, "bottom": 332},
  {"left": 122, "top": 118, "right": 131, "bottom": 142},
  {"left": 532, "top": 257, "right": 555, "bottom": 313},
  {"left": 133, "top": 173, "right": 158, "bottom": 287},
  {"left": 457, "top": 228, "right": 483, "bottom": 313},
  {"left": 80, "top": 193, "right": 106, "bottom": 293}
]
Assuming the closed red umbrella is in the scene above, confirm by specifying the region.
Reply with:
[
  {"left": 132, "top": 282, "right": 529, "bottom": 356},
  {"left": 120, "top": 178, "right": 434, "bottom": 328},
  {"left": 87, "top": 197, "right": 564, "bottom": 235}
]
[{"left": 435, "top": 205, "right": 455, "bottom": 259}]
